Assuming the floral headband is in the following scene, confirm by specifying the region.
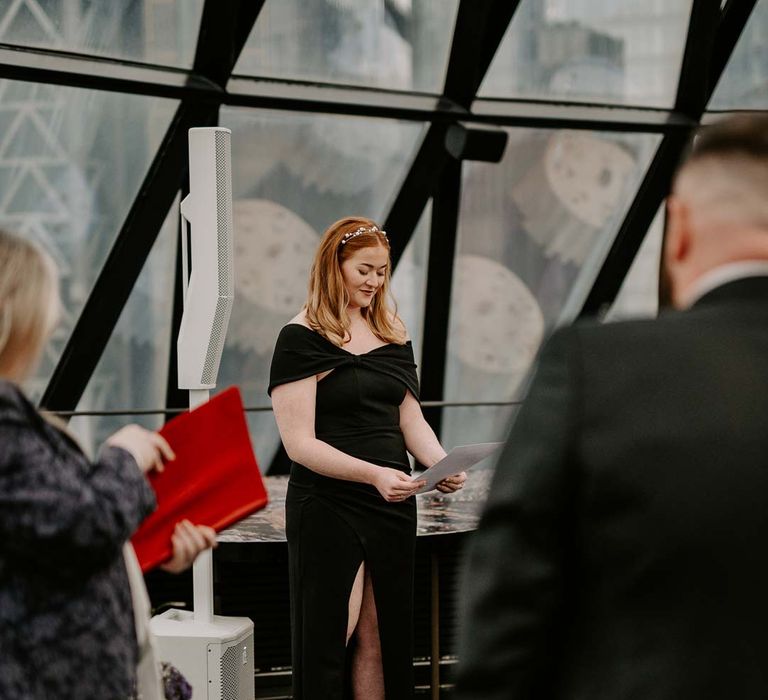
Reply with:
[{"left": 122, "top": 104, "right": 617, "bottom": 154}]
[{"left": 340, "top": 225, "right": 388, "bottom": 246}]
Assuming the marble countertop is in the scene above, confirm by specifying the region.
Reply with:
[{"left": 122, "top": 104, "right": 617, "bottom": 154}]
[{"left": 218, "top": 468, "right": 492, "bottom": 543}]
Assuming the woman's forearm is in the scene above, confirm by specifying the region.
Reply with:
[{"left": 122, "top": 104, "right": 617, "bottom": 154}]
[
  {"left": 403, "top": 417, "right": 447, "bottom": 468},
  {"left": 286, "top": 437, "right": 381, "bottom": 484}
]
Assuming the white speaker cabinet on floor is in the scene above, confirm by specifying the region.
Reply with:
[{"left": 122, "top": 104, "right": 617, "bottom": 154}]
[{"left": 151, "top": 609, "right": 254, "bottom": 700}]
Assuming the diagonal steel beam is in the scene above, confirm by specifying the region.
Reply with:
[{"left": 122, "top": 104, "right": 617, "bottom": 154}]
[
  {"left": 385, "top": 0, "right": 522, "bottom": 267},
  {"left": 410, "top": 1, "right": 520, "bottom": 439},
  {"left": 418, "top": 159, "right": 463, "bottom": 439},
  {"left": 578, "top": 0, "right": 756, "bottom": 318},
  {"left": 41, "top": 0, "right": 266, "bottom": 411}
]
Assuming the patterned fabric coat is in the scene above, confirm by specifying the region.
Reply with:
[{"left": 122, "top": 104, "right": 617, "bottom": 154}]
[{"left": 0, "top": 380, "right": 156, "bottom": 699}]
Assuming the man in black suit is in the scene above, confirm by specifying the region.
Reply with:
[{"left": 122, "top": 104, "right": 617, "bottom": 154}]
[{"left": 455, "top": 114, "right": 768, "bottom": 700}]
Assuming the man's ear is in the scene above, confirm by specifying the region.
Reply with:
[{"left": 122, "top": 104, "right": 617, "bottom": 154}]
[{"left": 665, "top": 194, "right": 691, "bottom": 265}]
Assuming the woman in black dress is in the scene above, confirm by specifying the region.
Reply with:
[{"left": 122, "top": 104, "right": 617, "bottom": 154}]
[{"left": 269, "top": 216, "right": 466, "bottom": 699}]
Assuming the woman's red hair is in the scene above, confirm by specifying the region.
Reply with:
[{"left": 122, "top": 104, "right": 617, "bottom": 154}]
[{"left": 304, "top": 216, "right": 405, "bottom": 347}]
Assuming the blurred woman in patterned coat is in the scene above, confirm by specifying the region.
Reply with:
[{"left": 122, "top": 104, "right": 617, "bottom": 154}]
[{"left": 0, "top": 229, "right": 214, "bottom": 699}]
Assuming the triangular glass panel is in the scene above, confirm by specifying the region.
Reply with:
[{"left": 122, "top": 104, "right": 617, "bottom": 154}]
[
  {"left": 709, "top": 1, "right": 768, "bottom": 109},
  {"left": 0, "top": 109, "right": 18, "bottom": 142},
  {"left": 3, "top": 114, "right": 62, "bottom": 159},
  {"left": 0, "top": 164, "right": 17, "bottom": 193},
  {"left": 0, "top": 1, "right": 58, "bottom": 46},
  {"left": 38, "top": 163, "right": 73, "bottom": 188},
  {"left": 5, "top": 168, "right": 65, "bottom": 214}
]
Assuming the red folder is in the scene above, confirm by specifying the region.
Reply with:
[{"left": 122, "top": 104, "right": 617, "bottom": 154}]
[{"left": 131, "top": 386, "right": 268, "bottom": 572}]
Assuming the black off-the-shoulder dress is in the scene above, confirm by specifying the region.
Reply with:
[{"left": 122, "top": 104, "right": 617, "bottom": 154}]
[{"left": 269, "top": 323, "right": 420, "bottom": 699}]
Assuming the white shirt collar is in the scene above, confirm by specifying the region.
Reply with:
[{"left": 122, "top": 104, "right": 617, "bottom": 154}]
[{"left": 682, "top": 260, "right": 768, "bottom": 308}]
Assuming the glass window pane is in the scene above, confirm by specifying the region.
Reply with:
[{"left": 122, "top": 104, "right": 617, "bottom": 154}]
[
  {"left": 216, "top": 107, "right": 425, "bottom": 468},
  {"left": 233, "top": 0, "right": 459, "bottom": 92},
  {"left": 480, "top": 0, "right": 694, "bottom": 107},
  {"left": 441, "top": 405, "right": 520, "bottom": 456},
  {"left": 0, "top": 0, "right": 204, "bottom": 67},
  {"left": 607, "top": 205, "right": 664, "bottom": 321},
  {"left": 709, "top": 1, "right": 768, "bottom": 110},
  {"left": 70, "top": 197, "right": 179, "bottom": 454},
  {"left": 440, "top": 128, "right": 661, "bottom": 447},
  {"left": 391, "top": 201, "right": 431, "bottom": 361},
  {"left": 0, "top": 79, "right": 178, "bottom": 400}
]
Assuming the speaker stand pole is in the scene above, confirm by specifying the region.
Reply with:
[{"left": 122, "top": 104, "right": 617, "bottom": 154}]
[{"left": 189, "top": 388, "right": 214, "bottom": 624}]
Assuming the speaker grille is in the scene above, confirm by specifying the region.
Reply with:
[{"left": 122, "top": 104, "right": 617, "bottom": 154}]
[
  {"left": 214, "top": 131, "right": 234, "bottom": 296},
  {"left": 220, "top": 643, "right": 241, "bottom": 699},
  {"left": 201, "top": 295, "right": 233, "bottom": 385},
  {"left": 200, "top": 130, "right": 235, "bottom": 385}
]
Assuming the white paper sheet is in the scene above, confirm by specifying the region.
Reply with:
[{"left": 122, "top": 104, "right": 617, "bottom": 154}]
[{"left": 412, "top": 442, "right": 503, "bottom": 494}]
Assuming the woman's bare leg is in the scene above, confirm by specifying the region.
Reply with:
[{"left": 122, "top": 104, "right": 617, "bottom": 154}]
[
  {"left": 347, "top": 562, "right": 365, "bottom": 644},
  {"left": 351, "top": 570, "right": 385, "bottom": 699}
]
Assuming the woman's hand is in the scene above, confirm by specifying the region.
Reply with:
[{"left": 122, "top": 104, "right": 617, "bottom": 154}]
[
  {"left": 436, "top": 471, "right": 467, "bottom": 494},
  {"left": 372, "top": 467, "right": 426, "bottom": 503},
  {"left": 160, "top": 520, "right": 218, "bottom": 574},
  {"left": 105, "top": 425, "right": 175, "bottom": 474}
]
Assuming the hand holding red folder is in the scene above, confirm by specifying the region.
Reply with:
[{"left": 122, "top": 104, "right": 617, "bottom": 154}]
[{"left": 131, "top": 386, "right": 268, "bottom": 572}]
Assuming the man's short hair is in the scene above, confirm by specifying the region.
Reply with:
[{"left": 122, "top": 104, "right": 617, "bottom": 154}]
[
  {"left": 689, "top": 114, "right": 768, "bottom": 164},
  {"left": 674, "top": 114, "right": 768, "bottom": 230}
]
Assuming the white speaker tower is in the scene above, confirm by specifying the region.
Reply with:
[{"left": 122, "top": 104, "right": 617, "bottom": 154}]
[
  {"left": 150, "top": 127, "right": 255, "bottom": 700},
  {"left": 177, "top": 127, "right": 235, "bottom": 396}
]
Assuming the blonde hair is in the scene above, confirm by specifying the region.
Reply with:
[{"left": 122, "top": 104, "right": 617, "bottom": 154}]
[
  {"left": 0, "top": 229, "right": 59, "bottom": 381},
  {"left": 305, "top": 216, "right": 406, "bottom": 347}
]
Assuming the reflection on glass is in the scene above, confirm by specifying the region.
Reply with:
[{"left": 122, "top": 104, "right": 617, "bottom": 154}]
[
  {"left": 391, "top": 201, "right": 431, "bottom": 365},
  {"left": 233, "top": 0, "right": 459, "bottom": 92},
  {"left": 480, "top": 0, "right": 694, "bottom": 107},
  {"left": 0, "top": 79, "right": 177, "bottom": 400},
  {"left": 0, "top": 0, "right": 204, "bottom": 67},
  {"left": 607, "top": 205, "right": 665, "bottom": 321},
  {"left": 441, "top": 128, "right": 660, "bottom": 448},
  {"left": 440, "top": 405, "right": 519, "bottom": 456},
  {"left": 709, "top": 1, "right": 768, "bottom": 109},
  {"left": 70, "top": 197, "right": 178, "bottom": 454},
  {"left": 217, "top": 107, "right": 425, "bottom": 470}
]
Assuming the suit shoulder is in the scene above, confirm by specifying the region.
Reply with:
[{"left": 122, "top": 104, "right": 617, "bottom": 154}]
[
  {"left": 561, "top": 311, "right": 718, "bottom": 384},
  {"left": 568, "top": 311, "right": 690, "bottom": 346}
]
